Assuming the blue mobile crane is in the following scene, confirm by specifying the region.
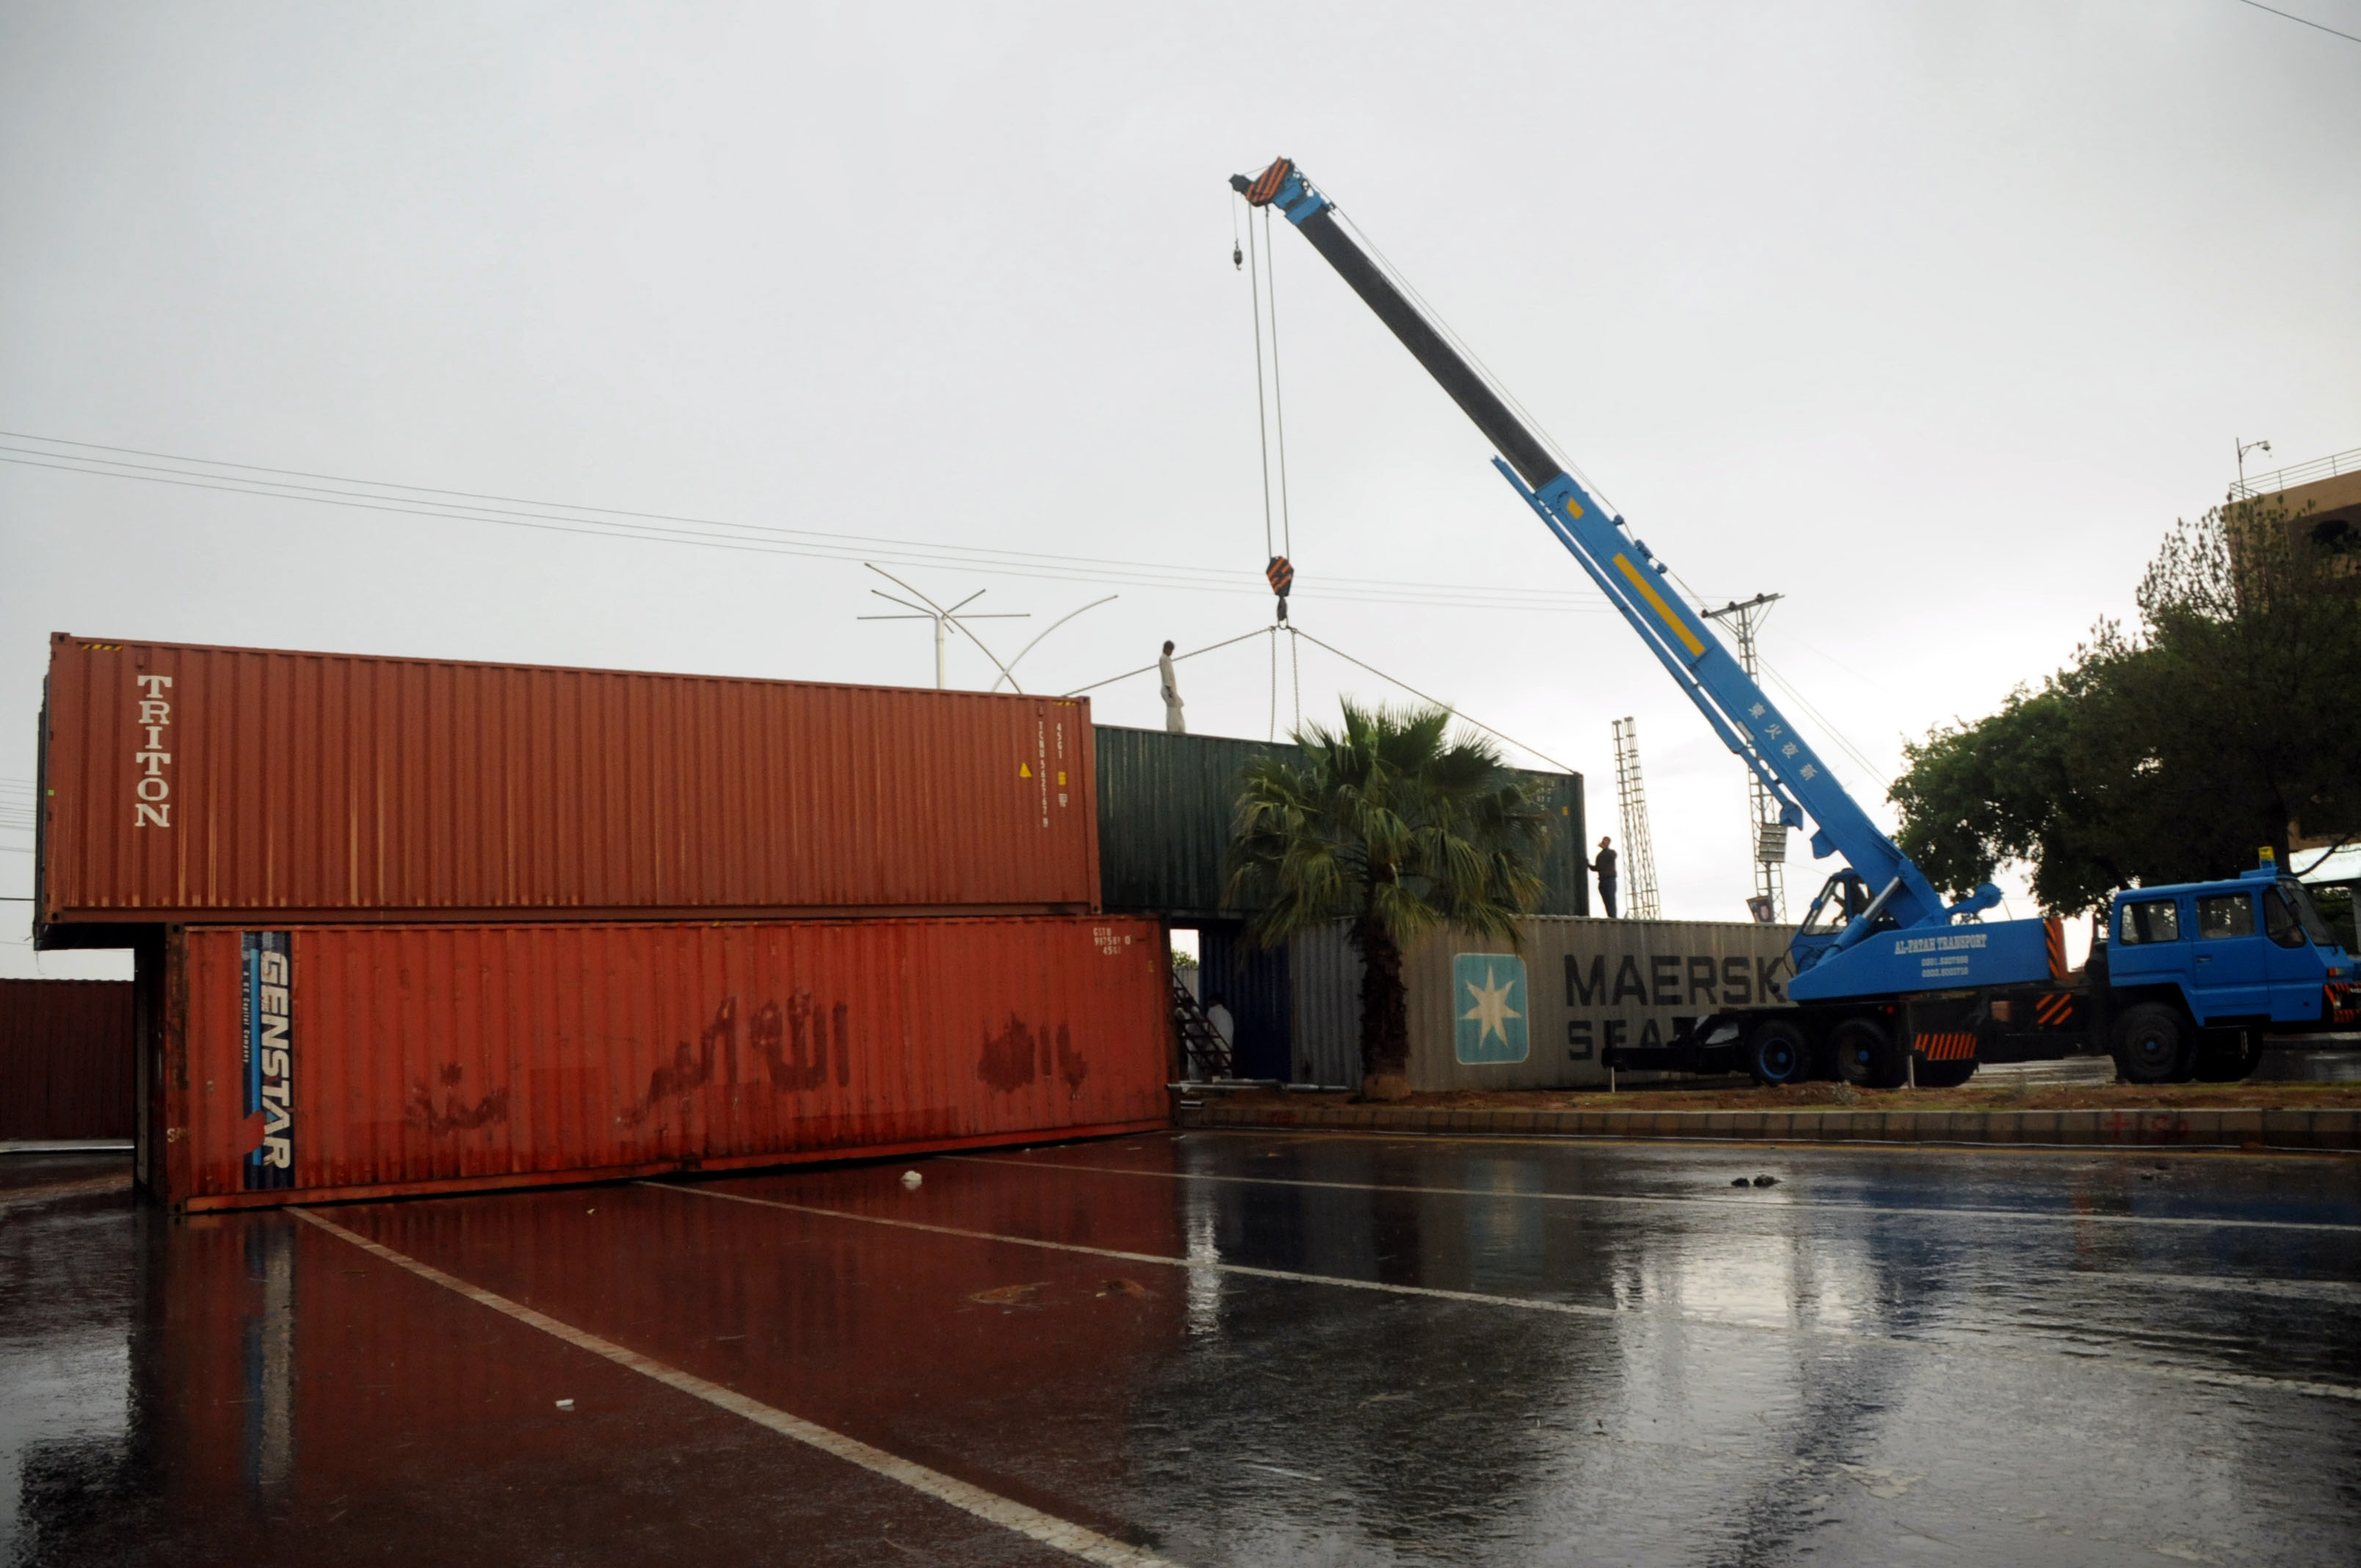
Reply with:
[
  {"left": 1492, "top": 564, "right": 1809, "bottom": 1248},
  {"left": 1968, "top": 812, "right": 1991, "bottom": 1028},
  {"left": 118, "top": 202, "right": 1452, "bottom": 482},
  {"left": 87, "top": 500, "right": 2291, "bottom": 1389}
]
[{"left": 1232, "top": 156, "right": 2358, "bottom": 1087}]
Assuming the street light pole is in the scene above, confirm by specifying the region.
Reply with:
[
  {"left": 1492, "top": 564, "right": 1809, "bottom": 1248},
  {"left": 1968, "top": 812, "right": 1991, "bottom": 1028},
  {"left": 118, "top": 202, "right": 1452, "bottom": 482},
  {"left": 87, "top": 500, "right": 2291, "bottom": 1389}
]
[
  {"left": 2237, "top": 436, "right": 2272, "bottom": 493},
  {"left": 855, "top": 565, "right": 1029, "bottom": 690}
]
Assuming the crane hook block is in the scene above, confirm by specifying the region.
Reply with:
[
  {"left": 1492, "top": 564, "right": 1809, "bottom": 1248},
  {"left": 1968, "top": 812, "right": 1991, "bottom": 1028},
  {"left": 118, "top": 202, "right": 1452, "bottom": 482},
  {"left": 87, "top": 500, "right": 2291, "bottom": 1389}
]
[{"left": 1266, "top": 555, "right": 1294, "bottom": 620}]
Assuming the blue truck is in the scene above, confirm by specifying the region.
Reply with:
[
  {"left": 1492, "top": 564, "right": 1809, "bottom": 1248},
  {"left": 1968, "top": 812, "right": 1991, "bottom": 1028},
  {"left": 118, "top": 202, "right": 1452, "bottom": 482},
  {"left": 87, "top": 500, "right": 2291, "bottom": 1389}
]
[{"left": 1231, "top": 156, "right": 2360, "bottom": 1087}]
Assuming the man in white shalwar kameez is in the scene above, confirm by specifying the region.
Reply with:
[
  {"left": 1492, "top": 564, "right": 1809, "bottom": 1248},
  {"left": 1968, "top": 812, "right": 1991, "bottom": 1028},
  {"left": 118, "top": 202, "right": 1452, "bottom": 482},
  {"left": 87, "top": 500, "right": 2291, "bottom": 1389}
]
[{"left": 1158, "top": 640, "right": 1186, "bottom": 734}]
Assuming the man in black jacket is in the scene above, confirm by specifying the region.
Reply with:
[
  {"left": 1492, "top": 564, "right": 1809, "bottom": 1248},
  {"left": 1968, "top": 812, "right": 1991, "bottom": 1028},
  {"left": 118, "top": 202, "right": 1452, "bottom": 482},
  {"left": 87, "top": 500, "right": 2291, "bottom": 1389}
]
[{"left": 1592, "top": 836, "right": 1619, "bottom": 918}]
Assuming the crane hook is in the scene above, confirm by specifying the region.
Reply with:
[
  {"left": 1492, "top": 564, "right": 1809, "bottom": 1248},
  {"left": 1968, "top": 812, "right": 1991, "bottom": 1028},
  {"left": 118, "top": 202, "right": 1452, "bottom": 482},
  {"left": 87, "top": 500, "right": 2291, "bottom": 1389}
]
[{"left": 1233, "top": 240, "right": 1244, "bottom": 271}]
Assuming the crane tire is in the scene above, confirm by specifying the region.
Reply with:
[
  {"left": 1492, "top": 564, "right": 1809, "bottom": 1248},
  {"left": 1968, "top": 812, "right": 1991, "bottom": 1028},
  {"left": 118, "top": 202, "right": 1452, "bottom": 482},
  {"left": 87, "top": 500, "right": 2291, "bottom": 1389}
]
[
  {"left": 1744, "top": 1019, "right": 1812, "bottom": 1086},
  {"left": 2113, "top": 1002, "right": 2193, "bottom": 1084},
  {"left": 1832, "top": 1015, "right": 1907, "bottom": 1089}
]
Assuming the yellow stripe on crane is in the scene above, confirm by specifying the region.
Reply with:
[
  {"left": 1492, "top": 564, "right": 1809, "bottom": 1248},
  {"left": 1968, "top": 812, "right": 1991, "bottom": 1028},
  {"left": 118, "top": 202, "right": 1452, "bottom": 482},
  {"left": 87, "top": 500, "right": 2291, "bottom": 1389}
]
[{"left": 1611, "top": 554, "right": 1705, "bottom": 658}]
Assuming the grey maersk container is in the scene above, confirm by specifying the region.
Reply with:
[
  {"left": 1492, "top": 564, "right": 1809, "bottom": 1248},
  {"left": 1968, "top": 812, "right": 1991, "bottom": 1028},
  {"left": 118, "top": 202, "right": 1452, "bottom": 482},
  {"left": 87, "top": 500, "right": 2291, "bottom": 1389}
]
[
  {"left": 1093, "top": 726, "right": 1587, "bottom": 921},
  {"left": 1290, "top": 916, "right": 1797, "bottom": 1091}
]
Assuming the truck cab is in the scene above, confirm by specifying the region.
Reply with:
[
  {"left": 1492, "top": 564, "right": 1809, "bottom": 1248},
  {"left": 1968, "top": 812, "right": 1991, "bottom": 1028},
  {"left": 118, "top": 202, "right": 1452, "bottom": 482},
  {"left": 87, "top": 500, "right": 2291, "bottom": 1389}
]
[{"left": 2103, "top": 859, "right": 2359, "bottom": 1079}]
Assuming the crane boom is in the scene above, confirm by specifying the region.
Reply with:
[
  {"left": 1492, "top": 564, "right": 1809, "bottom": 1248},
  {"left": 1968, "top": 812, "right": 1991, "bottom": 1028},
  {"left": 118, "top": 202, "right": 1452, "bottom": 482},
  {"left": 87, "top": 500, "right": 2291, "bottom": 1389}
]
[{"left": 1233, "top": 156, "right": 2020, "bottom": 998}]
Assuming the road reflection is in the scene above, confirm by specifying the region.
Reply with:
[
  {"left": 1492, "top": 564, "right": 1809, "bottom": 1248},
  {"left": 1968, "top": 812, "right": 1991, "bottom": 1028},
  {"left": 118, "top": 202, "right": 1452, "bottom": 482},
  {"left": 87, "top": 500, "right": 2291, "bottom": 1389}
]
[{"left": 4, "top": 1137, "right": 2358, "bottom": 1565}]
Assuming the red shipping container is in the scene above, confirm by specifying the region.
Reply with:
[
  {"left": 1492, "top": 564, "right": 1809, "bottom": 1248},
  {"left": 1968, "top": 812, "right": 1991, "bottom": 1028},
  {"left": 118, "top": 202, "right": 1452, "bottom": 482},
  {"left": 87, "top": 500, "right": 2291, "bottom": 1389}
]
[
  {"left": 0, "top": 978, "right": 135, "bottom": 1139},
  {"left": 150, "top": 914, "right": 1171, "bottom": 1210},
  {"left": 37, "top": 635, "right": 1098, "bottom": 938}
]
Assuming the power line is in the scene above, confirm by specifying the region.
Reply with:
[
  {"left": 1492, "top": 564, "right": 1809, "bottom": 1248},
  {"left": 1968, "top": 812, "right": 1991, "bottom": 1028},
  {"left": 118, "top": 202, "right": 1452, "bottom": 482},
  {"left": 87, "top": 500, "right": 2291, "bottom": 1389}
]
[
  {"left": 1757, "top": 657, "right": 1889, "bottom": 789},
  {"left": 2230, "top": 0, "right": 2361, "bottom": 46},
  {"left": 0, "top": 433, "right": 1619, "bottom": 615}
]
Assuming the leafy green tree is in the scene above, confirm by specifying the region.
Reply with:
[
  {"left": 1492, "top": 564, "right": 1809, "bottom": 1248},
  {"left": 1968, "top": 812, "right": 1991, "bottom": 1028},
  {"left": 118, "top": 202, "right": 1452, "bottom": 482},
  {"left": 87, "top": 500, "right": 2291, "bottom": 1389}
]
[
  {"left": 1225, "top": 701, "right": 1549, "bottom": 1099},
  {"left": 1893, "top": 498, "right": 2361, "bottom": 912}
]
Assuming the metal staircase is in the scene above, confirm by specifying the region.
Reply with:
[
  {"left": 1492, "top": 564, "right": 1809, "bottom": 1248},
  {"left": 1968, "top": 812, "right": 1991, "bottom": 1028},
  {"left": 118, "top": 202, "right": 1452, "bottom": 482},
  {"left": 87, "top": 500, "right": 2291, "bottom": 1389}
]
[{"left": 1169, "top": 970, "right": 1234, "bottom": 1078}]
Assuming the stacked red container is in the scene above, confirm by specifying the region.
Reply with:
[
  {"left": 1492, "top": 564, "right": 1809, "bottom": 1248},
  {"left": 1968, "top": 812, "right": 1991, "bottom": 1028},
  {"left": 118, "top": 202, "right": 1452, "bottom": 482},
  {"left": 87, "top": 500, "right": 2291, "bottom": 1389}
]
[
  {"left": 35, "top": 635, "right": 1168, "bottom": 1208},
  {"left": 37, "top": 634, "right": 1098, "bottom": 929}
]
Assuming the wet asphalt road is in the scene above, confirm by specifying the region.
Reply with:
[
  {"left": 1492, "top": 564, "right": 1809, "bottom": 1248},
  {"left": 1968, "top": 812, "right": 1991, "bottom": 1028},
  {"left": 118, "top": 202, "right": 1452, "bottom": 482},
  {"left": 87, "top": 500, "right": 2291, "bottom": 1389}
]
[{"left": 4, "top": 1134, "right": 2358, "bottom": 1567}]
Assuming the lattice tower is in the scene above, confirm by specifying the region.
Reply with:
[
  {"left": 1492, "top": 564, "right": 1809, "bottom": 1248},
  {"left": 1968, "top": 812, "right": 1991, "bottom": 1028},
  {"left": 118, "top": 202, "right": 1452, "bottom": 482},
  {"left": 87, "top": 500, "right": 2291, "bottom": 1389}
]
[
  {"left": 1702, "top": 593, "right": 1788, "bottom": 921},
  {"left": 1609, "top": 716, "right": 1663, "bottom": 920}
]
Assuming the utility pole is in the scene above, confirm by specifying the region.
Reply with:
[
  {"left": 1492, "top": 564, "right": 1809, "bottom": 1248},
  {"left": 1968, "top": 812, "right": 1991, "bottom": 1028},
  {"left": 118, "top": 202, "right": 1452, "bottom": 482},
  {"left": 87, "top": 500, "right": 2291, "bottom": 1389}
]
[
  {"left": 1702, "top": 593, "right": 1787, "bottom": 921},
  {"left": 1609, "top": 717, "right": 1663, "bottom": 920}
]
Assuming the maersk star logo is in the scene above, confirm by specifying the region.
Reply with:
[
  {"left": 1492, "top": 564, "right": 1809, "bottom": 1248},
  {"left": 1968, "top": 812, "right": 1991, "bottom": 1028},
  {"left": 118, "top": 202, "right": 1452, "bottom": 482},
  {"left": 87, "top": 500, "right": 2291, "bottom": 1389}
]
[{"left": 1452, "top": 953, "right": 1530, "bottom": 1064}]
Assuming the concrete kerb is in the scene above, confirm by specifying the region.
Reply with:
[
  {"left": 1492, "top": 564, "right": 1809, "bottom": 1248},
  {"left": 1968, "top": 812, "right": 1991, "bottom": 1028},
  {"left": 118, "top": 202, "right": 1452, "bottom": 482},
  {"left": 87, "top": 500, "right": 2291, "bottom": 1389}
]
[{"left": 1171, "top": 1100, "right": 2361, "bottom": 1154}]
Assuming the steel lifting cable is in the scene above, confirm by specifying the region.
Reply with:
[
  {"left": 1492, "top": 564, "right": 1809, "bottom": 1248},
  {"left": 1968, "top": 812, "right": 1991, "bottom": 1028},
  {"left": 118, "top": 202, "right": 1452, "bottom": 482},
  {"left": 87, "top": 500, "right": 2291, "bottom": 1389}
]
[
  {"left": 1060, "top": 625, "right": 1272, "bottom": 698},
  {"left": 1262, "top": 203, "right": 1304, "bottom": 729},
  {"left": 1263, "top": 206, "right": 1295, "bottom": 565},
  {"left": 1269, "top": 624, "right": 1279, "bottom": 743},
  {"left": 1290, "top": 624, "right": 1302, "bottom": 732},
  {"left": 1287, "top": 623, "right": 1581, "bottom": 775},
  {"left": 1333, "top": 208, "right": 1623, "bottom": 525},
  {"left": 1244, "top": 199, "right": 1276, "bottom": 565}
]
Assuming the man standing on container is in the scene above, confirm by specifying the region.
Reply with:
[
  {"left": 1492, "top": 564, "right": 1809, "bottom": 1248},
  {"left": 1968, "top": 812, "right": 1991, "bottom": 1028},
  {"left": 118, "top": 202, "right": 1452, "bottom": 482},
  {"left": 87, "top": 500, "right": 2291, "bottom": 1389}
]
[
  {"left": 1159, "top": 640, "right": 1186, "bottom": 735},
  {"left": 1592, "top": 835, "right": 1619, "bottom": 918}
]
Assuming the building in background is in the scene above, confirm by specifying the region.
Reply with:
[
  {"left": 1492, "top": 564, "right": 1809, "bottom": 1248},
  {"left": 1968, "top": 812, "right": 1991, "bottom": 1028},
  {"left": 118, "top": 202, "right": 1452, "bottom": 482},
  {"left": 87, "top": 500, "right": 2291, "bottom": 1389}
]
[
  {"left": 2228, "top": 443, "right": 2361, "bottom": 579},
  {"left": 2230, "top": 445, "right": 2361, "bottom": 896}
]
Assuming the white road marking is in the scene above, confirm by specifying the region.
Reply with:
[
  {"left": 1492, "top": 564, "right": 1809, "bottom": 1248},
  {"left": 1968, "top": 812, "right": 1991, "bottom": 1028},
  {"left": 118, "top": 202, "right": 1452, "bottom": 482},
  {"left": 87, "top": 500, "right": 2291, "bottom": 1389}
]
[
  {"left": 655, "top": 1182, "right": 1620, "bottom": 1318},
  {"left": 291, "top": 1208, "right": 1181, "bottom": 1568},
  {"left": 654, "top": 1182, "right": 2361, "bottom": 1404},
  {"left": 950, "top": 1152, "right": 2361, "bottom": 1235}
]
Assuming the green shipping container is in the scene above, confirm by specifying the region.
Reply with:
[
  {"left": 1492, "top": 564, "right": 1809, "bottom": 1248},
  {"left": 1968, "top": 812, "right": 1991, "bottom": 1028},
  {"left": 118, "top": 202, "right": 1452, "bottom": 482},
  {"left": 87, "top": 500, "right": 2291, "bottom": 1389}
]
[{"left": 1094, "top": 726, "right": 1587, "bottom": 921}]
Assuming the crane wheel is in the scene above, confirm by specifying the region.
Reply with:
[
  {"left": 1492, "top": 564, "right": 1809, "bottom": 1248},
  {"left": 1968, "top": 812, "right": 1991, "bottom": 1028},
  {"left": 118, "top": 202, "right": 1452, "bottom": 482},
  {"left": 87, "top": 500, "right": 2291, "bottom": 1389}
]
[
  {"left": 1832, "top": 1016, "right": 1907, "bottom": 1089},
  {"left": 2112, "top": 1002, "right": 2194, "bottom": 1084},
  {"left": 1743, "top": 1019, "right": 1812, "bottom": 1086}
]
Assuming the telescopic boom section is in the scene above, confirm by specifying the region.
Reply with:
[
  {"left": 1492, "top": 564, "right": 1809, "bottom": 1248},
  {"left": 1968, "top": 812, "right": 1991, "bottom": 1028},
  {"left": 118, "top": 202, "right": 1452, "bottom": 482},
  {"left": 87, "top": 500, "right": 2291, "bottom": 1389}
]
[{"left": 1232, "top": 156, "right": 1975, "bottom": 951}]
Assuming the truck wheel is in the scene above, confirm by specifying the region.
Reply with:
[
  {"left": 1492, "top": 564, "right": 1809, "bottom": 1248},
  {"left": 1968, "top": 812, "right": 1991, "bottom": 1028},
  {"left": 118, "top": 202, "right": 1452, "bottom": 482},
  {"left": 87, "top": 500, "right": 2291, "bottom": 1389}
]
[
  {"left": 2190, "top": 1028, "right": 2263, "bottom": 1083},
  {"left": 1744, "top": 1019, "right": 1811, "bottom": 1086},
  {"left": 2113, "top": 1002, "right": 2192, "bottom": 1084},
  {"left": 1832, "top": 1016, "right": 1906, "bottom": 1089},
  {"left": 1914, "top": 1058, "right": 1979, "bottom": 1089}
]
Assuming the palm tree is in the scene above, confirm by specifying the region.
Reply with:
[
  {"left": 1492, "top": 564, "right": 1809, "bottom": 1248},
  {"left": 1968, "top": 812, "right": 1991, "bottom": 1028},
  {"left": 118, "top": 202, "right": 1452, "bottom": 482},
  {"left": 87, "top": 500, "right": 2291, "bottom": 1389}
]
[{"left": 1225, "top": 700, "right": 1550, "bottom": 1100}]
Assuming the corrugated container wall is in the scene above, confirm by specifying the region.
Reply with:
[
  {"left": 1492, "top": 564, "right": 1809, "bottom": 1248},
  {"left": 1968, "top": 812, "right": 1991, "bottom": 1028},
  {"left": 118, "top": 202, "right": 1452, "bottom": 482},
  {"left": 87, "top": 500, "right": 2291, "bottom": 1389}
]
[
  {"left": 152, "top": 913, "right": 1169, "bottom": 1210},
  {"left": 38, "top": 636, "right": 1098, "bottom": 939},
  {"left": 1094, "top": 727, "right": 1584, "bottom": 921},
  {"left": 1291, "top": 917, "right": 1795, "bottom": 1091},
  {"left": 0, "top": 979, "right": 134, "bottom": 1139}
]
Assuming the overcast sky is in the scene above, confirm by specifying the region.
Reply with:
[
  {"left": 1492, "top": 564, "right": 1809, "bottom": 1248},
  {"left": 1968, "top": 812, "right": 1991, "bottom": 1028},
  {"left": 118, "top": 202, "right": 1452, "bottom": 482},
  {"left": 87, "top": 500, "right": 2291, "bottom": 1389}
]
[{"left": 4, "top": 1, "right": 2357, "bottom": 977}]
